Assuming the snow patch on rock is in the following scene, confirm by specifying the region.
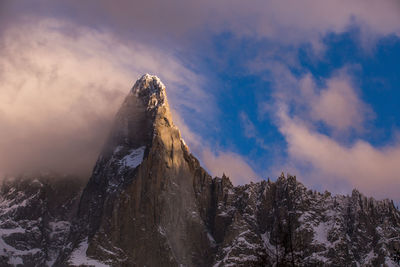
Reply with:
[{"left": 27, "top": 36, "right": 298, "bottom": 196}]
[
  {"left": 120, "top": 146, "right": 146, "bottom": 169},
  {"left": 69, "top": 238, "right": 109, "bottom": 267},
  {"left": 131, "top": 74, "right": 167, "bottom": 109}
]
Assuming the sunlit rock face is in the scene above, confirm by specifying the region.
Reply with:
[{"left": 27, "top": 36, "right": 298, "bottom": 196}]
[
  {"left": 0, "top": 75, "right": 399, "bottom": 266},
  {"left": 59, "top": 74, "right": 216, "bottom": 267}
]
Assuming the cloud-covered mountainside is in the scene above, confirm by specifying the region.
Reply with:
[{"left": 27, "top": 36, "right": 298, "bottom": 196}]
[{"left": 0, "top": 75, "right": 399, "bottom": 266}]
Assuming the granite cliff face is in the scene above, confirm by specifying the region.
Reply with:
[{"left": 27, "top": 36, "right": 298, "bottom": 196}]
[
  {"left": 60, "top": 74, "right": 217, "bottom": 266},
  {"left": 0, "top": 74, "right": 399, "bottom": 266}
]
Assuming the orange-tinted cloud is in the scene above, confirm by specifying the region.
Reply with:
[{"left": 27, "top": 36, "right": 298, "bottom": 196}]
[
  {"left": 172, "top": 111, "right": 260, "bottom": 185},
  {"left": 201, "top": 148, "right": 260, "bottom": 185},
  {"left": 0, "top": 18, "right": 210, "bottom": 177},
  {"left": 0, "top": 17, "right": 252, "bottom": 184}
]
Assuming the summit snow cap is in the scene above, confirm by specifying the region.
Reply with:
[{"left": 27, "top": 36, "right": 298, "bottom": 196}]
[{"left": 131, "top": 74, "right": 167, "bottom": 109}]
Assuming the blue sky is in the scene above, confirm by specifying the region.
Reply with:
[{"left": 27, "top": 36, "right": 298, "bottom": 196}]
[
  {"left": 194, "top": 30, "right": 400, "bottom": 165},
  {"left": 0, "top": 0, "right": 399, "bottom": 201}
]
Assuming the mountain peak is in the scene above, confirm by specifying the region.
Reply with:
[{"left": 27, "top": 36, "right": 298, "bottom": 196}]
[
  {"left": 131, "top": 74, "right": 167, "bottom": 110},
  {"left": 2, "top": 76, "right": 400, "bottom": 266}
]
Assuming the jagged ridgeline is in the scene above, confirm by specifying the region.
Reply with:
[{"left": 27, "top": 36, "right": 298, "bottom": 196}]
[{"left": 0, "top": 74, "right": 399, "bottom": 266}]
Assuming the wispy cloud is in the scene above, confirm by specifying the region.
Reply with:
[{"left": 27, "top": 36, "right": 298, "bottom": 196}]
[
  {"left": 255, "top": 64, "right": 400, "bottom": 200},
  {"left": 0, "top": 18, "right": 211, "bottom": 176},
  {"left": 239, "top": 112, "right": 269, "bottom": 150},
  {"left": 256, "top": 63, "right": 373, "bottom": 133},
  {"left": 3, "top": 1, "right": 400, "bottom": 55},
  {"left": 278, "top": 109, "right": 400, "bottom": 201},
  {"left": 299, "top": 71, "right": 373, "bottom": 133},
  {"left": 0, "top": 17, "right": 256, "bottom": 184}
]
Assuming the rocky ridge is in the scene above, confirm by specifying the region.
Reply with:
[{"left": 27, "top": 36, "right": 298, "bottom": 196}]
[
  {"left": 0, "top": 74, "right": 399, "bottom": 266},
  {"left": 0, "top": 174, "right": 84, "bottom": 266}
]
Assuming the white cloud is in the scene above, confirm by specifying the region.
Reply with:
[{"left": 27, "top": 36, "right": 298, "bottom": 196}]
[
  {"left": 277, "top": 110, "right": 400, "bottom": 201},
  {"left": 256, "top": 64, "right": 372, "bottom": 133},
  {"left": 311, "top": 78, "right": 364, "bottom": 131},
  {"left": 0, "top": 18, "right": 211, "bottom": 176},
  {"left": 299, "top": 72, "right": 373, "bottom": 132},
  {"left": 256, "top": 63, "right": 399, "bottom": 201}
]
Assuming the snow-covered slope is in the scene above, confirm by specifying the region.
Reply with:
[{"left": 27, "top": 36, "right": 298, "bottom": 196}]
[
  {"left": 0, "top": 175, "right": 84, "bottom": 266},
  {"left": 210, "top": 174, "right": 400, "bottom": 266}
]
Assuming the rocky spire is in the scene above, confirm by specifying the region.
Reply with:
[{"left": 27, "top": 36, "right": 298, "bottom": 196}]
[
  {"left": 131, "top": 74, "right": 167, "bottom": 110},
  {"left": 62, "top": 74, "right": 214, "bottom": 266},
  {"left": 76, "top": 74, "right": 176, "bottom": 233},
  {"left": 101, "top": 74, "right": 171, "bottom": 152}
]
